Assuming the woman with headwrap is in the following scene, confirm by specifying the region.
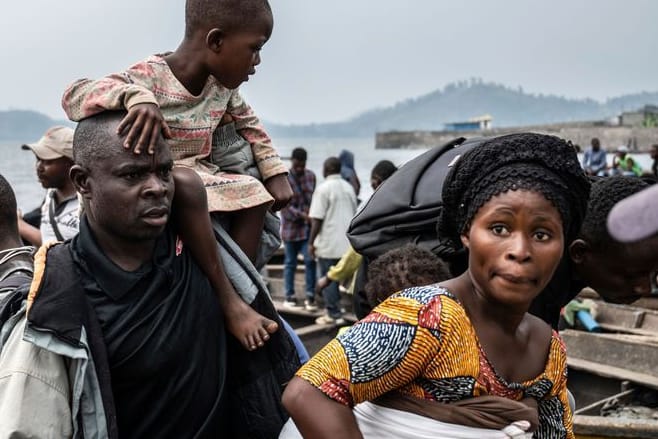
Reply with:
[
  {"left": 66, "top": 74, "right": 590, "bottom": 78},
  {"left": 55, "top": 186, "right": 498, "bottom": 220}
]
[
  {"left": 282, "top": 133, "right": 589, "bottom": 439},
  {"left": 348, "top": 137, "right": 655, "bottom": 326}
]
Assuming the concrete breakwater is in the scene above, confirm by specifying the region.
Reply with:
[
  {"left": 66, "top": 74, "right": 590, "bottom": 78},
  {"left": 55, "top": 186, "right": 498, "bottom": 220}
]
[{"left": 376, "top": 121, "right": 658, "bottom": 151}]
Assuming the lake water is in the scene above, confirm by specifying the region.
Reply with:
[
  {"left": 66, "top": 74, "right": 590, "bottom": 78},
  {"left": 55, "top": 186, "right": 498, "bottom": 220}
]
[
  {"left": 0, "top": 137, "right": 426, "bottom": 211},
  {"left": 1, "top": 137, "right": 653, "bottom": 211}
]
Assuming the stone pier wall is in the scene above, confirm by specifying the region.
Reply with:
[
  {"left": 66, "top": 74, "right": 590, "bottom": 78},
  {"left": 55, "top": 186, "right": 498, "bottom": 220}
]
[{"left": 376, "top": 122, "right": 658, "bottom": 152}]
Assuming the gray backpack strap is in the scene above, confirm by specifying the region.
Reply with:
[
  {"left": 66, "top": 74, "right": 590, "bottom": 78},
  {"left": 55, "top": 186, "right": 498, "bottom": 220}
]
[
  {"left": 0, "top": 269, "right": 32, "bottom": 333},
  {"left": 47, "top": 196, "right": 65, "bottom": 241}
]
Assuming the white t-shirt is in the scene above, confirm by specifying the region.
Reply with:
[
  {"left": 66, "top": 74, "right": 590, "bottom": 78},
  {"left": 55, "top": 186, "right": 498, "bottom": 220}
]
[
  {"left": 309, "top": 174, "right": 357, "bottom": 259},
  {"left": 40, "top": 189, "right": 80, "bottom": 243}
]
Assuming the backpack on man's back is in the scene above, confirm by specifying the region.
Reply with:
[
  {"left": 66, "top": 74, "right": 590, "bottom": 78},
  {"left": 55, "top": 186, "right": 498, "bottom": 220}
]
[{"left": 347, "top": 136, "right": 482, "bottom": 270}]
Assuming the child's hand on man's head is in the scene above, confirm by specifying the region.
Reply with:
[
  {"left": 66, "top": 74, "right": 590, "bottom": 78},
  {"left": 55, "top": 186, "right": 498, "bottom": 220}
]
[{"left": 117, "top": 103, "right": 172, "bottom": 155}]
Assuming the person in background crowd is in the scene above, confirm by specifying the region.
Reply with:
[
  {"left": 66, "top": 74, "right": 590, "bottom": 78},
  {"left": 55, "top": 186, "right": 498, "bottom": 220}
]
[
  {"left": 650, "top": 143, "right": 658, "bottom": 177},
  {"left": 0, "top": 173, "right": 34, "bottom": 288},
  {"left": 610, "top": 145, "right": 642, "bottom": 176},
  {"left": 607, "top": 179, "right": 658, "bottom": 294},
  {"left": 315, "top": 160, "right": 398, "bottom": 307},
  {"left": 339, "top": 150, "right": 361, "bottom": 197},
  {"left": 607, "top": 178, "right": 658, "bottom": 256},
  {"left": 17, "top": 126, "right": 79, "bottom": 245},
  {"left": 568, "top": 176, "right": 657, "bottom": 304},
  {"left": 308, "top": 157, "right": 357, "bottom": 325},
  {"left": 368, "top": 159, "right": 398, "bottom": 191},
  {"left": 281, "top": 147, "right": 317, "bottom": 311},
  {"left": 0, "top": 174, "right": 35, "bottom": 406},
  {"left": 582, "top": 137, "right": 607, "bottom": 176}
]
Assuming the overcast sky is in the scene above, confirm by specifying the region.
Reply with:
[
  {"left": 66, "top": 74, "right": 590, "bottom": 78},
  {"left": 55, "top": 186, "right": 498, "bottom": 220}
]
[{"left": 1, "top": 0, "right": 657, "bottom": 124}]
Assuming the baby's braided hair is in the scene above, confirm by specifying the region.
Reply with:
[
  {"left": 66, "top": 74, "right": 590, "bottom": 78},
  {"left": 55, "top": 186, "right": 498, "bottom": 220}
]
[
  {"left": 438, "top": 133, "right": 590, "bottom": 250},
  {"left": 364, "top": 244, "right": 451, "bottom": 307}
]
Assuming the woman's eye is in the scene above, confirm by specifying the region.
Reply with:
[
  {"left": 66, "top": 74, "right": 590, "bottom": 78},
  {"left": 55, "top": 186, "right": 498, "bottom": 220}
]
[
  {"left": 491, "top": 225, "right": 508, "bottom": 235},
  {"left": 534, "top": 231, "right": 551, "bottom": 241}
]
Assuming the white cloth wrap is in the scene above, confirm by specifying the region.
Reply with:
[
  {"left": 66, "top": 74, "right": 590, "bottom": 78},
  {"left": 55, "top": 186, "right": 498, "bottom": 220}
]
[{"left": 279, "top": 401, "right": 533, "bottom": 439}]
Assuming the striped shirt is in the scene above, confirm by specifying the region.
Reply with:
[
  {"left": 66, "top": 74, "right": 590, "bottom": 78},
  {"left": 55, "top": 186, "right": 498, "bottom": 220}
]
[{"left": 280, "top": 169, "right": 316, "bottom": 242}]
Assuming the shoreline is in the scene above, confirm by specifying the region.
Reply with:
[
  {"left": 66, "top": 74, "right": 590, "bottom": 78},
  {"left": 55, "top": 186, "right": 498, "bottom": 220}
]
[{"left": 376, "top": 121, "right": 658, "bottom": 151}]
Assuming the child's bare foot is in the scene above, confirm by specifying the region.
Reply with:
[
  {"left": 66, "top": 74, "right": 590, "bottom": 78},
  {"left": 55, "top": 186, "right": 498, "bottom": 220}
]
[{"left": 224, "top": 295, "right": 279, "bottom": 351}]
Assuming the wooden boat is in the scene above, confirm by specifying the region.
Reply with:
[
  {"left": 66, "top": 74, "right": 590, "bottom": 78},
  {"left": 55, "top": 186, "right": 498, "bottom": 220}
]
[{"left": 563, "top": 301, "right": 658, "bottom": 438}]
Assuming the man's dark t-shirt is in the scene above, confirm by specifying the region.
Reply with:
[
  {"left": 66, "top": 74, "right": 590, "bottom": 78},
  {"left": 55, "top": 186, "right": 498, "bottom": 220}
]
[{"left": 72, "top": 218, "right": 227, "bottom": 437}]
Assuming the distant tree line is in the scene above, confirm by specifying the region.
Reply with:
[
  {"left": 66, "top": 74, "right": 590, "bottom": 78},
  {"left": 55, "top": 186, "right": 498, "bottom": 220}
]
[
  {"left": 0, "top": 110, "right": 72, "bottom": 142},
  {"left": 3, "top": 81, "right": 658, "bottom": 141},
  {"left": 264, "top": 81, "right": 658, "bottom": 138}
]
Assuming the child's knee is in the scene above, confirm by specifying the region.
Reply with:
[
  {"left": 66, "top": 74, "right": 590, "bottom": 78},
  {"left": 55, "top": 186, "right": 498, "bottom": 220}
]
[
  {"left": 172, "top": 167, "right": 206, "bottom": 206},
  {"left": 173, "top": 167, "right": 203, "bottom": 188}
]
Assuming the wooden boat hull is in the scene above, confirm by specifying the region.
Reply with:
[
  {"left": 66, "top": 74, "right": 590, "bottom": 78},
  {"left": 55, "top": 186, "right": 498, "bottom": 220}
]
[
  {"left": 575, "top": 415, "right": 658, "bottom": 438},
  {"left": 564, "top": 302, "right": 658, "bottom": 439}
]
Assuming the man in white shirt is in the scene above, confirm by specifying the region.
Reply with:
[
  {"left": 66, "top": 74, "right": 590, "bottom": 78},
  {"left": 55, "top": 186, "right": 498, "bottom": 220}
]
[
  {"left": 308, "top": 157, "right": 357, "bottom": 324},
  {"left": 18, "top": 126, "right": 79, "bottom": 245}
]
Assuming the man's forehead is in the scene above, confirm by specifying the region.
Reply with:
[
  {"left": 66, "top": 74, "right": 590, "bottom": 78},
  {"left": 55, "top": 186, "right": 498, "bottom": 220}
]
[{"left": 98, "top": 144, "right": 172, "bottom": 170}]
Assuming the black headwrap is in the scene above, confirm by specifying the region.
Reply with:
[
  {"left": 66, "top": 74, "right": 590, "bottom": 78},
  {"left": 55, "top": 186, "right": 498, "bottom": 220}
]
[{"left": 438, "top": 133, "right": 590, "bottom": 251}]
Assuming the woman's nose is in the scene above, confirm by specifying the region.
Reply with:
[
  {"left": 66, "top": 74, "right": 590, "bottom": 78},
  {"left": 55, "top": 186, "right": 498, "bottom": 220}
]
[{"left": 505, "top": 234, "right": 531, "bottom": 262}]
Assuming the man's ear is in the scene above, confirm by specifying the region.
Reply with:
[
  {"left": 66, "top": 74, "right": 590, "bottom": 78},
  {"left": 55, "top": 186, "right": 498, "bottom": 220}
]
[
  {"left": 70, "top": 165, "right": 91, "bottom": 198},
  {"left": 206, "top": 28, "right": 224, "bottom": 52},
  {"left": 569, "top": 239, "right": 589, "bottom": 264},
  {"left": 460, "top": 233, "right": 470, "bottom": 249}
]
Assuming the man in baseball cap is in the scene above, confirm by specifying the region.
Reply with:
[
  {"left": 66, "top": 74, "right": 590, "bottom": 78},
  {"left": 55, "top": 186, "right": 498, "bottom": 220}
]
[
  {"left": 611, "top": 144, "right": 643, "bottom": 176},
  {"left": 21, "top": 126, "right": 74, "bottom": 160},
  {"left": 18, "top": 126, "right": 80, "bottom": 245}
]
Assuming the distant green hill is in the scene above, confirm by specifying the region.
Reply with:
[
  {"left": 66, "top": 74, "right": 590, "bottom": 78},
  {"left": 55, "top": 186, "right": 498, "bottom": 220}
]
[
  {"left": 4, "top": 80, "right": 658, "bottom": 140},
  {"left": 0, "top": 110, "right": 72, "bottom": 142},
  {"left": 264, "top": 80, "right": 658, "bottom": 137}
]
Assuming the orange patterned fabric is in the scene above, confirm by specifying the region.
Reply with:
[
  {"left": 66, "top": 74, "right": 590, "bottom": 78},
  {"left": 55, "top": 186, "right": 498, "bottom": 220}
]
[
  {"left": 297, "top": 285, "right": 573, "bottom": 438},
  {"left": 25, "top": 241, "right": 57, "bottom": 315}
]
